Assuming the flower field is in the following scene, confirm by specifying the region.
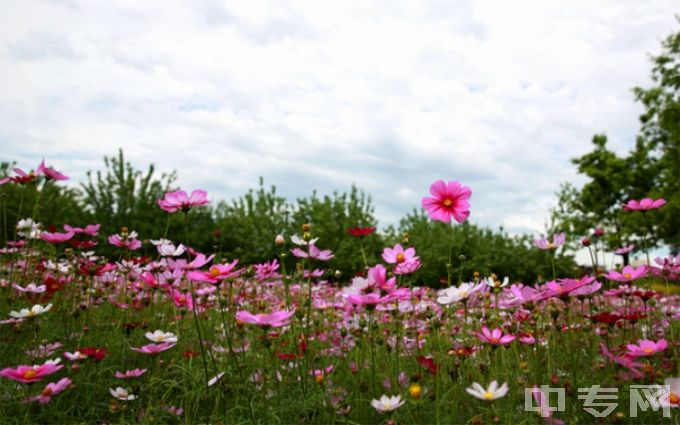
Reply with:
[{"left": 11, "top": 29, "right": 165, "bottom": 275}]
[{"left": 1, "top": 165, "right": 679, "bottom": 424}]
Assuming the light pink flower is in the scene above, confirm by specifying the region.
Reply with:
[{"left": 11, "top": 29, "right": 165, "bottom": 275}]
[
  {"left": 23, "top": 377, "right": 72, "bottom": 404},
  {"left": 626, "top": 339, "right": 668, "bottom": 357},
  {"left": 421, "top": 180, "right": 472, "bottom": 223},
  {"left": 130, "top": 342, "right": 176, "bottom": 355},
  {"left": 158, "top": 189, "right": 209, "bottom": 213},
  {"left": 13, "top": 283, "right": 46, "bottom": 294},
  {"left": 290, "top": 244, "right": 334, "bottom": 261},
  {"left": 0, "top": 359, "right": 63, "bottom": 383},
  {"left": 115, "top": 368, "right": 148, "bottom": 378},
  {"left": 533, "top": 233, "right": 566, "bottom": 250},
  {"left": 108, "top": 231, "right": 142, "bottom": 250},
  {"left": 63, "top": 224, "right": 100, "bottom": 236},
  {"left": 604, "top": 265, "right": 647, "bottom": 282},
  {"left": 615, "top": 244, "right": 635, "bottom": 255},
  {"left": 623, "top": 198, "right": 666, "bottom": 212},
  {"left": 475, "top": 327, "right": 515, "bottom": 346},
  {"left": 235, "top": 310, "right": 294, "bottom": 328},
  {"left": 382, "top": 244, "right": 416, "bottom": 265}
]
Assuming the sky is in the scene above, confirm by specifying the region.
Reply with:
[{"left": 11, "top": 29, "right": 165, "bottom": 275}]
[{"left": 0, "top": 0, "right": 678, "bottom": 260}]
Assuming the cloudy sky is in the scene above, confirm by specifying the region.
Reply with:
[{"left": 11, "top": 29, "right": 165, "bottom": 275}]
[{"left": 1, "top": 0, "right": 678, "bottom": 242}]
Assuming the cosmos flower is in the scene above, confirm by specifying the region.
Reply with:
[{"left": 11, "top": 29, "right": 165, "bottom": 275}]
[
  {"left": 437, "top": 282, "right": 484, "bottom": 305},
  {"left": 623, "top": 198, "right": 666, "bottom": 212},
  {"left": 533, "top": 233, "right": 566, "bottom": 250},
  {"left": 41, "top": 231, "right": 75, "bottom": 244},
  {"left": 615, "top": 244, "right": 635, "bottom": 255},
  {"left": 465, "top": 381, "right": 509, "bottom": 401},
  {"left": 370, "top": 395, "right": 404, "bottom": 413},
  {"left": 626, "top": 339, "right": 668, "bottom": 357},
  {"left": 37, "top": 160, "right": 69, "bottom": 181},
  {"left": 158, "top": 189, "right": 209, "bottom": 213},
  {"left": 604, "top": 265, "right": 647, "bottom": 282},
  {"left": 23, "top": 377, "right": 72, "bottom": 404},
  {"left": 145, "top": 330, "right": 178, "bottom": 343},
  {"left": 475, "top": 327, "right": 515, "bottom": 346},
  {"left": 290, "top": 244, "right": 334, "bottom": 261},
  {"left": 421, "top": 180, "right": 472, "bottom": 223},
  {"left": 9, "top": 304, "right": 52, "bottom": 319},
  {"left": 109, "top": 387, "right": 136, "bottom": 401},
  {"left": 131, "top": 342, "right": 176, "bottom": 355},
  {"left": 235, "top": 310, "right": 294, "bottom": 328},
  {"left": 347, "top": 226, "right": 376, "bottom": 237},
  {"left": 0, "top": 359, "right": 63, "bottom": 383},
  {"left": 114, "top": 369, "right": 147, "bottom": 379}
]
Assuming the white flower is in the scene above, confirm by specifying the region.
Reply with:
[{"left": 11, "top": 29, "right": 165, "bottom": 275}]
[
  {"left": 12, "top": 283, "right": 46, "bottom": 294},
  {"left": 370, "top": 395, "right": 404, "bottom": 413},
  {"left": 16, "top": 218, "right": 42, "bottom": 239},
  {"left": 466, "top": 381, "right": 509, "bottom": 401},
  {"left": 437, "top": 282, "right": 482, "bottom": 305},
  {"left": 291, "top": 234, "right": 318, "bottom": 246},
  {"left": 151, "top": 239, "right": 186, "bottom": 257},
  {"left": 208, "top": 372, "right": 225, "bottom": 387},
  {"left": 145, "top": 330, "right": 178, "bottom": 343},
  {"left": 109, "top": 387, "right": 136, "bottom": 401},
  {"left": 9, "top": 303, "right": 52, "bottom": 318},
  {"left": 484, "top": 276, "right": 509, "bottom": 289}
]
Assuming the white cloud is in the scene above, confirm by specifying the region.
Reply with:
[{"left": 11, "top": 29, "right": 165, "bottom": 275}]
[{"left": 0, "top": 0, "right": 677, "bottom": 250}]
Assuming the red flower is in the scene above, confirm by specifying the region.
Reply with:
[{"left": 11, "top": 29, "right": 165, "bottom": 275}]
[
  {"left": 77, "top": 347, "right": 107, "bottom": 361},
  {"left": 347, "top": 226, "right": 376, "bottom": 237},
  {"left": 416, "top": 355, "right": 438, "bottom": 376}
]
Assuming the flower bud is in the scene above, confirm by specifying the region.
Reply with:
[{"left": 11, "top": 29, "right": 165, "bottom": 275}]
[
  {"left": 275, "top": 234, "right": 285, "bottom": 245},
  {"left": 581, "top": 237, "right": 591, "bottom": 247},
  {"left": 593, "top": 227, "right": 604, "bottom": 237}
]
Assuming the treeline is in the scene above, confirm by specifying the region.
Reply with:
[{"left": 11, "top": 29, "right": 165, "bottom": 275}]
[{"left": 0, "top": 150, "right": 575, "bottom": 285}]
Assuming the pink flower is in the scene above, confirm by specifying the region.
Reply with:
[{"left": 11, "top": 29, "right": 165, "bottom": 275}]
[
  {"left": 475, "top": 327, "right": 515, "bottom": 346},
  {"left": 158, "top": 190, "right": 209, "bottom": 213},
  {"left": 108, "top": 231, "right": 142, "bottom": 250},
  {"left": 421, "top": 180, "right": 472, "bottom": 223},
  {"left": 368, "top": 264, "right": 396, "bottom": 291},
  {"left": 0, "top": 167, "right": 38, "bottom": 185},
  {"left": 235, "top": 310, "right": 294, "bottom": 328},
  {"left": 63, "top": 224, "right": 100, "bottom": 236},
  {"left": 626, "top": 339, "right": 668, "bottom": 357},
  {"left": 623, "top": 198, "right": 666, "bottom": 212},
  {"left": 131, "top": 342, "right": 176, "bottom": 355},
  {"left": 115, "top": 368, "right": 148, "bottom": 378},
  {"left": 37, "top": 160, "right": 69, "bottom": 181},
  {"left": 290, "top": 244, "right": 334, "bottom": 261},
  {"left": 604, "top": 265, "right": 647, "bottom": 282},
  {"left": 382, "top": 244, "right": 416, "bottom": 265},
  {"left": 615, "top": 244, "right": 635, "bottom": 255},
  {"left": 23, "top": 377, "right": 72, "bottom": 404},
  {"left": 0, "top": 359, "right": 63, "bottom": 383},
  {"left": 41, "top": 231, "right": 75, "bottom": 244},
  {"left": 169, "top": 289, "right": 193, "bottom": 310},
  {"left": 187, "top": 260, "right": 242, "bottom": 284},
  {"left": 533, "top": 233, "right": 566, "bottom": 250}
]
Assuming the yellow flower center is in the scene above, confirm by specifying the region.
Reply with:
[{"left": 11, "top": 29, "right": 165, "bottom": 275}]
[
  {"left": 23, "top": 369, "right": 37, "bottom": 379},
  {"left": 669, "top": 393, "right": 679, "bottom": 404},
  {"left": 396, "top": 253, "right": 405, "bottom": 263},
  {"left": 624, "top": 273, "right": 632, "bottom": 279},
  {"left": 409, "top": 384, "right": 422, "bottom": 399},
  {"left": 210, "top": 267, "right": 220, "bottom": 277},
  {"left": 178, "top": 296, "right": 186, "bottom": 303},
  {"left": 315, "top": 375, "right": 324, "bottom": 384},
  {"left": 643, "top": 347, "right": 653, "bottom": 353},
  {"left": 546, "top": 242, "right": 554, "bottom": 249},
  {"left": 41, "top": 387, "right": 53, "bottom": 397},
  {"left": 490, "top": 338, "right": 500, "bottom": 344},
  {"left": 443, "top": 199, "right": 453, "bottom": 207},
  {"left": 483, "top": 391, "right": 494, "bottom": 400}
]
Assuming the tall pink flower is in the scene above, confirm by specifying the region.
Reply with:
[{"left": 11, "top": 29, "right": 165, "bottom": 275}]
[
  {"left": 23, "top": 377, "right": 72, "bottom": 404},
  {"left": 623, "top": 198, "right": 666, "bottom": 212},
  {"left": 108, "top": 231, "right": 142, "bottom": 250},
  {"left": 290, "top": 244, "right": 334, "bottom": 261},
  {"left": 421, "top": 180, "right": 471, "bottom": 223},
  {"left": 626, "top": 339, "right": 668, "bottom": 357},
  {"left": 0, "top": 359, "right": 63, "bottom": 383},
  {"left": 37, "top": 160, "right": 69, "bottom": 181},
  {"left": 187, "top": 260, "right": 242, "bottom": 283},
  {"left": 604, "top": 265, "right": 647, "bottom": 282},
  {"left": 475, "top": 327, "right": 515, "bottom": 346},
  {"left": 533, "top": 233, "right": 566, "bottom": 250},
  {"left": 235, "top": 310, "right": 294, "bottom": 328},
  {"left": 158, "top": 190, "right": 209, "bottom": 213},
  {"left": 41, "top": 231, "right": 75, "bottom": 244}
]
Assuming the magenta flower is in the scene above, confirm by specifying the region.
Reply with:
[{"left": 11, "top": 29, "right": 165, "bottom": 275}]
[
  {"left": 626, "top": 339, "right": 668, "bottom": 357},
  {"left": 63, "top": 224, "right": 100, "bottom": 236},
  {"left": 158, "top": 189, "right": 209, "bottom": 213},
  {"left": 235, "top": 310, "right": 294, "bottom": 328},
  {"left": 131, "top": 342, "right": 176, "bottom": 355},
  {"left": 0, "top": 359, "right": 63, "bottom": 383},
  {"left": 604, "top": 265, "right": 647, "bottom": 282},
  {"left": 290, "top": 244, "right": 334, "bottom": 261},
  {"left": 421, "top": 180, "right": 471, "bottom": 223},
  {"left": 475, "top": 327, "right": 515, "bottom": 346},
  {"left": 623, "top": 198, "right": 666, "bottom": 212},
  {"left": 41, "top": 231, "right": 75, "bottom": 244},
  {"left": 533, "top": 233, "right": 566, "bottom": 250},
  {"left": 169, "top": 289, "right": 193, "bottom": 310},
  {"left": 115, "top": 368, "right": 148, "bottom": 378},
  {"left": 23, "top": 377, "right": 72, "bottom": 404},
  {"left": 0, "top": 167, "right": 38, "bottom": 185},
  {"left": 37, "top": 160, "right": 69, "bottom": 181},
  {"left": 187, "top": 260, "right": 242, "bottom": 283}
]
